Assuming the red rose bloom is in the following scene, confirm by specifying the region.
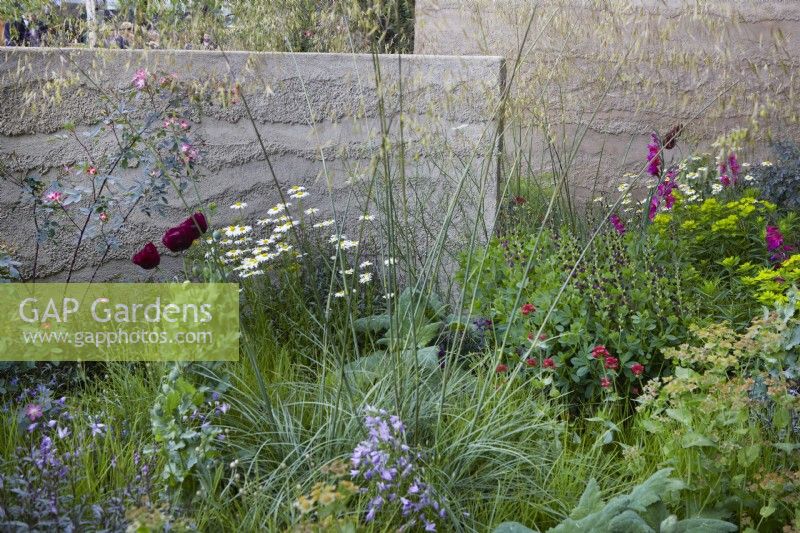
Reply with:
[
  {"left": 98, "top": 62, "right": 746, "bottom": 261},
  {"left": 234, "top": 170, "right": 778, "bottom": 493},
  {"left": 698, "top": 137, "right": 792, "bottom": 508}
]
[
  {"left": 495, "top": 364, "right": 508, "bottom": 373},
  {"left": 525, "top": 358, "right": 538, "bottom": 367},
  {"left": 132, "top": 242, "right": 160, "bottom": 270},
  {"left": 521, "top": 303, "right": 536, "bottom": 316},
  {"left": 591, "top": 345, "right": 610, "bottom": 359},
  {"left": 542, "top": 357, "right": 555, "bottom": 369},
  {"left": 631, "top": 362, "right": 645, "bottom": 376},
  {"left": 604, "top": 356, "right": 619, "bottom": 370},
  {"left": 600, "top": 376, "right": 612, "bottom": 389}
]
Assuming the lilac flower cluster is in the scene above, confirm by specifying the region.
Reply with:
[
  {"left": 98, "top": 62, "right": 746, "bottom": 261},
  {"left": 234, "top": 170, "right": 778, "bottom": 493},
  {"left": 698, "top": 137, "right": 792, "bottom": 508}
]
[
  {"left": 350, "top": 406, "right": 446, "bottom": 531},
  {"left": 0, "top": 385, "right": 140, "bottom": 530}
]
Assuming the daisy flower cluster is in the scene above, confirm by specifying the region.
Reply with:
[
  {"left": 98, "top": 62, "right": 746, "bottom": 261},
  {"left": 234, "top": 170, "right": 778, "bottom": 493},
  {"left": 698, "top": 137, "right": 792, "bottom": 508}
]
[{"left": 206, "top": 188, "right": 320, "bottom": 279}]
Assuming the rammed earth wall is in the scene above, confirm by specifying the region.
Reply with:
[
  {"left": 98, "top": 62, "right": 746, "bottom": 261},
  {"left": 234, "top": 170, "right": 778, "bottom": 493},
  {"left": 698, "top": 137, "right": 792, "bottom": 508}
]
[
  {"left": 415, "top": 0, "right": 800, "bottom": 194},
  {"left": 0, "top": 48, "right": 504, "bottom": 283}
]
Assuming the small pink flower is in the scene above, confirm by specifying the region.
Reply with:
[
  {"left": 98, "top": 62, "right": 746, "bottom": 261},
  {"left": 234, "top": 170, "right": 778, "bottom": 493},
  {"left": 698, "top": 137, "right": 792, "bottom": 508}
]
[
  {"left": 520, "top": 303, "right": 536, "bottom": 316},
  {"left": 600, "top": 377, "right": 612, "bottom": 389},
  {"left": 604, "top": 356, "right": 619, "bottom": 370},
  {"left": 132, "top": 68, "right": 148, "bottom": 90},
  {"left": 179, "top": 119, "right": 190, "bottom": 130},
  {"left": 525, "top": 358, "right": 538, "bottom": 367},
  {"left": 99, "top": 212, "right": 109, "bottom": 222},
  {"left": 180, "top": 142, "right": 198, "bottom": 162},
  {"left": 87, "top": 166, "right": 97, "bottom": 175},
  {"left": 44, "top": 191, "right": 63, "bottom": 203},
  {"left": 631, "top": 362, "right": 645, "bottom": 376},
  {"left": 542, "top": 357, "right": 556, "bottom": 369}
]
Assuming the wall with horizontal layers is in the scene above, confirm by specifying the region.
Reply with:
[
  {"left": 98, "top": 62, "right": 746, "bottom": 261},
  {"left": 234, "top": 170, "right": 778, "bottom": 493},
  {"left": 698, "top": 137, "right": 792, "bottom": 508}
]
[
  {"left": 0, "top": 48, "right": 504, "bottom": 285},
  {"left": 415, "top": 0, "right": 800, "bottom": 197}
]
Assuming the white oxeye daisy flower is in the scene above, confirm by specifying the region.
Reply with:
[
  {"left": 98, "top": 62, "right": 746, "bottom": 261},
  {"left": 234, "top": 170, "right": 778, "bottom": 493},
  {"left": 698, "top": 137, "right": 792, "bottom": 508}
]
[
  {"left": 340, "top": 268, "right": 355, "bottom": 275},
  {"left": 761, "top": 161, "right": 773, "bottom": 167},
  {"left": 329, "top": 234, "right": 345, "bottom": 243},
  {"left": 359, "top": 261, "right": 373, "bottom": 269},
  {"left": 233, "top": 237, "right": 252, "bottom": 245},
  {"left": 274, "top": 220, "right": 299, "bottom": 234},
  {"left": 359, "top": 272, "right": 372, "bottom": 284},
  {"left": 339, "top": 240, "right": 359, "bottom": 250},
  {"left": 267, "top": 203, "right": 291, "bottom": 216},
  {"left": 744, "top": 174, "right": 755, "bottom": 181},
  {"left": 237, "top": 257, "right": 260, "bottom": 270},
  {"left": 230, "top": 201, "right": 248, "bottom": 210},
  {"left": 592, "top": 196, "right": 604, "bottom": 203},
  {"left": 304, "top": 208, "right": 320, "bottom": 215},
  {"left": 254, "top": 252, "right": 272, "bottom": 264},
  {"left": 240, "top": 269, "right": 264, "bottom": 278},
  {"left": 276, "top": 243, "right": 293, "bottom": 252},
  {"left": 383, "top": 293, "right": 394, "bottom": 300},
  {"left": 219, "top": 238, "right": 233, "bottom": 246},
  {"left": 224, "top": 225, "right": 252, "bottom": 238},
  {"left": 256, "top": 218, "right": 273, "bottom": 226},
  {"left": 290, "top": 191, "right": 309, "bottom": 199},
  {"left": 384, "top": 258, "right": 396, "bottom": 266},
  {"left": 334, "top": 291, "right": 346, "bottom": 298},
  {"left": 287, "top": 185, "right": 305, "bottom": 194},
  {"left": 358, "top": 214, "right": 375, "bottom": 221},
  {"left": 313, "top": 220, "right": 335, "bottom": 228},
  {"left": 711, "top": 183, "right": 723, "bottom": 194},
  {"left": 225, "top": 249, "right": 245, "bottom": 258},
  {"left": 686, "top": 172, "right": 699, "bottom": 180}
]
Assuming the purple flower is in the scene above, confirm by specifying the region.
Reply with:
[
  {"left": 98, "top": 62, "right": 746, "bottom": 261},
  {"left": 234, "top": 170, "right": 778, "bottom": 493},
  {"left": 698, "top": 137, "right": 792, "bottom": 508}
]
[
  {"left": 728, "top": 152, "right": 740, "bottom": 180},
  {"left": 24, "top": 403, "right": 43, "bottom": 422},
  {"left": 647, "top": 133, "right": 661, "bottom": 177},
  {"left": 766, "top": 226, "right": 784, "bottom": 252},
  {"left": 89, "top": 420, "right": 106, "bottom": 437},
  {"left": 609, "top": 214, "right": 626, "bottom": 235},
  {"left": 57, "top": 426, "right": 70, "bottom": 439}
]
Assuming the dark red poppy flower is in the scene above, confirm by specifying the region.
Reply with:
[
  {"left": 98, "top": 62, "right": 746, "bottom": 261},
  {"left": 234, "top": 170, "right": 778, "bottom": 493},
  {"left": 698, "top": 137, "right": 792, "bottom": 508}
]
[
  {"left": 180, "top": 212, "right": 208, "bottom": 238},
  {"left": 162, "top": 225, "right": 197, "bottom": 252},
  {"left": 132, "top": 242, "right": 160, "bottom": 269}
]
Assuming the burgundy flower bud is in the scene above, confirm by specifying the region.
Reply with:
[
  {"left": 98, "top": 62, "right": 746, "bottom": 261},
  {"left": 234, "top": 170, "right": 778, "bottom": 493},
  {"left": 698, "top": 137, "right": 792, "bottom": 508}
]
[
  {"left": 132, "top": 242, "right": 160, "bottom": 270},
  {"left": 663, "top": 124, "right": 683, "bottom": 150},
  {"left": 162, "top": 225, "right": 197, "bottom": 252}
]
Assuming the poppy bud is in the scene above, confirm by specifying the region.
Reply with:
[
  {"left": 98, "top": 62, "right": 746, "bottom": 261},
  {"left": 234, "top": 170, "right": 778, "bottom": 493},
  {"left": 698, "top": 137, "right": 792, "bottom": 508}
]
[
  {"left": 663, "top": 124, "right": 683, "bottom": 150},
  {"left": 132, "top": 242, "right": 160, "bottom": 269}
]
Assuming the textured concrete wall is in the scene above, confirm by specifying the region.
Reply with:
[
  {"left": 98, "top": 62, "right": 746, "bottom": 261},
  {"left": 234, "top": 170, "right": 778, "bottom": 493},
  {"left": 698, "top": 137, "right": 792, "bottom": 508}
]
[
  {"left": 415, "top": 0, "right": 800, "bottom": 194},
  {"left": 0, "top": 48, "right": 504, "bottom": 283}
]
